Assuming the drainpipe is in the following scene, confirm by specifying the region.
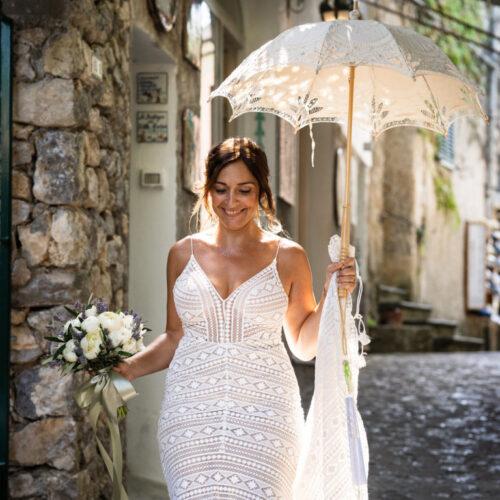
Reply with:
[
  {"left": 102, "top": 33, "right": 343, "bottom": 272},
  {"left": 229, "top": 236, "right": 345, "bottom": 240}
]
[{"left": 0, "top": 14, "right": 12, "bottom": 498}]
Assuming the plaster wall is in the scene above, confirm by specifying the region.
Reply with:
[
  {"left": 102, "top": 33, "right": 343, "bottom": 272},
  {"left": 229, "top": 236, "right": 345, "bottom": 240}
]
[{"left": 126, "top": 54, "right": 178, "bottom": 484}]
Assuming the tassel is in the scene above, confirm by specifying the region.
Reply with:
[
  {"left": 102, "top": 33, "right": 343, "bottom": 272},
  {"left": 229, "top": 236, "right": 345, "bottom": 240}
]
[{"left": 346, "top": 396, "right": 367, "bottom": 486}]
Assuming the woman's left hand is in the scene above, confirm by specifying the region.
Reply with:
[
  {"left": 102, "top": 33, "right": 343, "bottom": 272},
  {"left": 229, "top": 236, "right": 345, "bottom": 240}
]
[{"left": 323, "top": 257, "right": 357, "bottom": 295}]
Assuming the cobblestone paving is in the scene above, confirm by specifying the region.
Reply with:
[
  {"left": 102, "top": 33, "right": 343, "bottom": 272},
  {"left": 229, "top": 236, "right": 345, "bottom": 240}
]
[{"left": 357, "top": 352, "right": 500, "bottom": 500}]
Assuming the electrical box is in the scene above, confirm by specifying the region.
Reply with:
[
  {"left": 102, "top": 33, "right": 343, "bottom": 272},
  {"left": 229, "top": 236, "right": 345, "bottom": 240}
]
[{"left": 140, "top": 169, "right": 165, "bottom": 188}]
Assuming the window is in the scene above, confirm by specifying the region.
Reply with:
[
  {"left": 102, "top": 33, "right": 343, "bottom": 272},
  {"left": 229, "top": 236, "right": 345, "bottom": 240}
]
[{"left": 438, "top": 122, "right": 455, "bottom": 169}]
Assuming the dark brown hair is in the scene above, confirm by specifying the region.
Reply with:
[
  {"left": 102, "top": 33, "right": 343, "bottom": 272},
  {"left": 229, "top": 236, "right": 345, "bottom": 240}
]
[{"left": 191, "top": 137, "right": 282, "bottom": 233}]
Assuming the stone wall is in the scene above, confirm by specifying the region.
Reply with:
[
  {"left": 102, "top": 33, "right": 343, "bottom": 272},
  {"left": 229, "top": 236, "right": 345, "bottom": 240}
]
[{"left": 6, "top": 0, "right": 132, "bottom": 497}]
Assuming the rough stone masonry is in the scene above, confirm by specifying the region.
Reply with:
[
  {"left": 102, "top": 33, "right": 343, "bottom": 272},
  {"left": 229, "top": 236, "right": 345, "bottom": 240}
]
[{"left": 7, "top": 1, "right": 132, "bottom": 498}]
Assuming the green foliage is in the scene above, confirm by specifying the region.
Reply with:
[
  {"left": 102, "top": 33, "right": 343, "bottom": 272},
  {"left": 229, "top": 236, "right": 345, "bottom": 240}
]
[
  {"left": 432, "top": 166, "right": 461, "bottom": 225},
  {"left": 412, "top": 0, "right": 487, "bottom": 87}
]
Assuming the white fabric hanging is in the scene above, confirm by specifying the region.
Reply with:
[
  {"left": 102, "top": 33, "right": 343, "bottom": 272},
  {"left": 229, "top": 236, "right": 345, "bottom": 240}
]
[{"left": 293, "top": 234, "right": 370, "bottom": 500}]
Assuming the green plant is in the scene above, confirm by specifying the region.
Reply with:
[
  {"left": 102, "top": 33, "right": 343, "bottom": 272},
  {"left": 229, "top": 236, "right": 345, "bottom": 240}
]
[
  {"left": 432, "top": 165, "right": 461, "bottom": 226},
  {"left": 366, "top": 316, "right": 377, "bottom": 329},
  {"left": 412, "top": 0, "right": 487, "bottom": 88}
]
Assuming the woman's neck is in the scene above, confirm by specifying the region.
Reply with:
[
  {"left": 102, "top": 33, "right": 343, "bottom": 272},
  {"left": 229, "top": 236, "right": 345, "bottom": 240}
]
[{"left": 212, "top": 221, "right": 264, "bottom": 251}]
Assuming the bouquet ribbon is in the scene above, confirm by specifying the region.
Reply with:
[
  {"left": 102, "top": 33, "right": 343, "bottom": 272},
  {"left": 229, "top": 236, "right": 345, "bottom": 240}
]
[{"left": 74, "top": 371, "right": 137, "bottom": 500}]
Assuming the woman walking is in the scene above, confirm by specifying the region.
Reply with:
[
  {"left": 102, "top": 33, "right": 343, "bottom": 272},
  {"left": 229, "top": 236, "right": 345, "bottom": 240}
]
[{"left": 114, "top": 137, "right": 356, "bottom": 499}]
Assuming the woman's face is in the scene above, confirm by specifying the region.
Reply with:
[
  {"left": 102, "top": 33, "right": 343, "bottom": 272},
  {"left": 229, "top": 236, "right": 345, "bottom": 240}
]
[{"left": 210, "top": 160, "right": 260, "bottom": 230}]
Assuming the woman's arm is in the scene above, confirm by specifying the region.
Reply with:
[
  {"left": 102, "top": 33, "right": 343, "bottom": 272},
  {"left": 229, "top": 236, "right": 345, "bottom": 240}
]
[
  {"left": 279, "top": 242, "right": 356, "bottom": 362},
  {"left": 112, "top": 239, "right": 189, "bottom": 381}
]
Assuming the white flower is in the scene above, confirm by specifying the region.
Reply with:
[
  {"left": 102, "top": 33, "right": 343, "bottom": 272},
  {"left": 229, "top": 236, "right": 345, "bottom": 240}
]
[
  {"left": 85, "top": 305, "right": 98, "bottom": 317},
  {"left": 123, "top": 314, "right": 135, "bottom": 330},
  {"left": 62, "top": 340, "right": 77, "bottom": 363},
  {"left": 64, "top": 318, "right": 81, "bottom": 334},
  {"left": 122, "top": 338, "right": 138, "bottom": 354},
  {"left": 98, "top": 311, "right": 124, "bottom": 333},
  {"left": 136, "top": 337, "right": 146, "bottom": 352},
  {"left": 81, "top": 331, "right": 103, "bottom": 360},
  {"left": 81, "top": 316, "right": 101, "bottom": 336},
  {"left": 108, "top": 327, "right": 128, "bottom": 348}
]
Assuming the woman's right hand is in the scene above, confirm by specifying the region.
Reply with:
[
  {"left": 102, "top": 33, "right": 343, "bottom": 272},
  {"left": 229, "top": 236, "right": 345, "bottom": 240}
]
[{"left": 112, "top": 358, "right": 136, "bottom": 382}]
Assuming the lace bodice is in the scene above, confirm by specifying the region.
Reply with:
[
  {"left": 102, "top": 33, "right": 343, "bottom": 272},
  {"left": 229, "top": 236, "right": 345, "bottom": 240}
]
[{"left": 172, "top": 240, "right": 288, "bottom": 345}]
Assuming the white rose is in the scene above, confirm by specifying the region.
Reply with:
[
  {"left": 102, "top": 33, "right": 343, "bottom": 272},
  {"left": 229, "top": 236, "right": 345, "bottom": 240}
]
[
  {"left": 81, "top": 316, "right": 101, "bottom": 336},
  {"left": 122, "top": 327, "right": 133, "bottom": 343},
  {"left": 85, "top": 305, "right": 98, "bottom": 317},
  {"left": 98, "top": 311, "right": 123, "bottom": 333},
  {"left": 136, "top": 337, "right": 145, "bottom": 352},
  {"left": 62, "top": 340, "right": 78, "bottom": 362},
  {"left": 81, "top": 331, "right": 103, "bottom": 360},
  {"left": 122, "top": 338, "right": 138, "bottom": 354},
  {"left": 108, "top": 327, "right": 127, "bottom": 348},
  {"left": 64, "top": 318, "right": 81, "bottom": 334},
  {"left": 123, "top": 314, "right": 135, "bottom": 330}
]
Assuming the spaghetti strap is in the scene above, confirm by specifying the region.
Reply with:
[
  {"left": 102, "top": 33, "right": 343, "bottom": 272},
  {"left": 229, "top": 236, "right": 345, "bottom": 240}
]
[
  {"left": 190, "top": 236, "right": 194, "bottom": 256},
  {"left": 274, "top": 237, "right": 281, "bottom": 261}
]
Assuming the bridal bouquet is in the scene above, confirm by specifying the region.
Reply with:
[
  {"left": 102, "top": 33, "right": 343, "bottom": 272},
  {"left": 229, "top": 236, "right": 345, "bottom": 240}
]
[{"left": 44, "top": 294, "right": 150, "bottom": 500}]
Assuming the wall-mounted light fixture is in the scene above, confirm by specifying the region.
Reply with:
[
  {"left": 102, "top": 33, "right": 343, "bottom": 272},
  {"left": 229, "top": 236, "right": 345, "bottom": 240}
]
[{"left": 319, "top": 0, "right": 353, "bottom": 21}]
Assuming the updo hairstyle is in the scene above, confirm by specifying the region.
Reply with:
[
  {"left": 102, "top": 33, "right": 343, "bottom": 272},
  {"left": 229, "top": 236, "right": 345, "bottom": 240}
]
[{"left": 190, "top": 137, "right": 282, "bottom": 233}]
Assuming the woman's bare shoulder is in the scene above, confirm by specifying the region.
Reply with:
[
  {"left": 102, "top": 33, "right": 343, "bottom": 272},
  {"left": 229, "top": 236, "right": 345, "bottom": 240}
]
[
  {"left": 277, "top": 237, "right": 309, "bottom": 268},
  {"left": 167, "top": 236, "right": 192, "bottom": 274}
]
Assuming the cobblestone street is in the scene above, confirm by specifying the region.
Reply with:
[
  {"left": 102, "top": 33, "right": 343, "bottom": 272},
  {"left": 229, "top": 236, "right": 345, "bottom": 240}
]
[{"left": 357, "top": 352, "right": 500, "bottom": 500}]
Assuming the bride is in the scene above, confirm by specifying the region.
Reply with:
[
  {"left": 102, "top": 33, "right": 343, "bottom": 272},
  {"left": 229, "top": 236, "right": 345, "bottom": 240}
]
[{"left": 114, "top": 137, "right": 356, "bottom": 499}]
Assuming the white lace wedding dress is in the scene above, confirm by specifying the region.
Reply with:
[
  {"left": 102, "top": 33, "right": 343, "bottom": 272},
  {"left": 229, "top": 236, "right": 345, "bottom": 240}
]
[{"left": 157, "top": 238, "right": 305, "bottom": 499}]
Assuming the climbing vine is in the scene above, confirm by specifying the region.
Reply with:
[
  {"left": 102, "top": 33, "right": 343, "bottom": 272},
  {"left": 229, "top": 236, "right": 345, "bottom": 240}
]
[
  {"left": 412, "top": 0, "right": 488, "bottom": 87},
  {"left": 412, "top": 1, "right": 485, "bottom": 224}
]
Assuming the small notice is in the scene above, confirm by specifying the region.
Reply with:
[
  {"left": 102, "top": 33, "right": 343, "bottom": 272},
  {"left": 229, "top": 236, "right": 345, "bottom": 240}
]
[
  {"left": 137, "top": 111, "right": 168, "bottom": 143},
  {"left": 137, "top": 72, "right": 168, "bottom": 104}
]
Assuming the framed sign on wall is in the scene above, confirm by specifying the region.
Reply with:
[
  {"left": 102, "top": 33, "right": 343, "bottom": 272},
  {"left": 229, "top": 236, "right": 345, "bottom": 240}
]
[
  {"left": 137, "top": 111, "right": 168, "bottom": 143},
  {"left": 466, "top": 221, "right": 487, "bottom": 311},
  {"left": 137, "top": 72, "right": 168, "bottom": 104}
]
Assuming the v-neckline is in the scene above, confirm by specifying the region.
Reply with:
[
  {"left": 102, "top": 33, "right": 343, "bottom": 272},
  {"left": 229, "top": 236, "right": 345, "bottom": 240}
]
[{"left": 190, "top": 253, "right": 276, "bottom": 303}]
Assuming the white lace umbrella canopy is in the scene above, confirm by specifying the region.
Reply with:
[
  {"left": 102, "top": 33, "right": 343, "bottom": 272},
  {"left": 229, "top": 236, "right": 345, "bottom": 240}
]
[{"left": 210, "top": 19, "right": 487, "bottom": 137}]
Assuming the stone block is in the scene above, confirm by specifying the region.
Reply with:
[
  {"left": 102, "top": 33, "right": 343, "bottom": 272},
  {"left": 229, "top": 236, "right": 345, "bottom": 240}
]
[
  {"left": 13, "top": 78, "right": 90, "bottom": 128},
  {"left": 13, "top": 123, "right": 34, "bottom": 140},
  {"left": 10, "top": 324, "right": 41, "bottom": 363},
  {"left": 11, "top": 258, "right": 31, "bottom": 287},
  {"left": 10, "top": 417, "right": 78, "bottom": 470},
  {"left": 82, "top": 131, "right": 100, "bottom": 167},
  {"left": 96, "top": 168, "right": 110, "bottom": 213},
  {"left": 12, "top": 140, "right": 34, "bottom": 167},
  {"left": 12, "top": 170, "right": 32, "bottom": 201},
  {"left": 48, "top": 208, "right": 91, "bottom": 267},
  {"left": 11, "top": 308, "right": 28, "bottom": 325},
  {"left": 44, "top": 27, "right": 86, "bottom": 79},
  {"left": 11, "top": 268, "right": 90, "bottom": 308},
  {"left": 90, "top": 266, "right": 112, "bottom": 304},
  {"left": 100, "top": 149, "right": 121, "bottom": 179},
  {"left": 34, "top": 130, "right": 86, "bottom": 205},
  {"left": 18, "top": 211, "right": 51, "bottom": 266},
  {"left": 12, "top": 199, "right": 32, "bottom": 225},
  {"left": 88, "top": 107, "right": 102, "bottom": 135},
  {"left": 15, "top": 365, "right": 77, "bottom": 419},
  {"left": 83, "top": 167, "right": 99, "bottom": 209},
  {"left": 105, "top": 235, "right": 122, "bottom": 267},
  {"left": 26, "top": 305, "right": 71, "bottom": 353}
]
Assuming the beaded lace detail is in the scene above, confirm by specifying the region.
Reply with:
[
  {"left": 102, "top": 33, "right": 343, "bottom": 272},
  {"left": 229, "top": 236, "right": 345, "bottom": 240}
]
[{"left": 157, "top": 238, "right": 305, "bottom": 499}]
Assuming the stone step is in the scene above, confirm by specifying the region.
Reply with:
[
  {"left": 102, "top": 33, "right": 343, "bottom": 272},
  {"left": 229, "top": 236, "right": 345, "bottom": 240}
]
[
  {"left": 433, "top": 334, "right": 485, "bottom": 352},
  {"left": 377, "top": 284, "right": 409, "bottom": 302},
  {"left": 404, "top": 318, "right": 458, "bottom": 337},
  {"left": 367, "top": 324, "right": 436, "bottom": 353},
  {"left": 379, "top": 301, "right": 432, "bottom": 324},
  {"left": 367, "top": 324, "right": 485, "bottom": 353}
]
